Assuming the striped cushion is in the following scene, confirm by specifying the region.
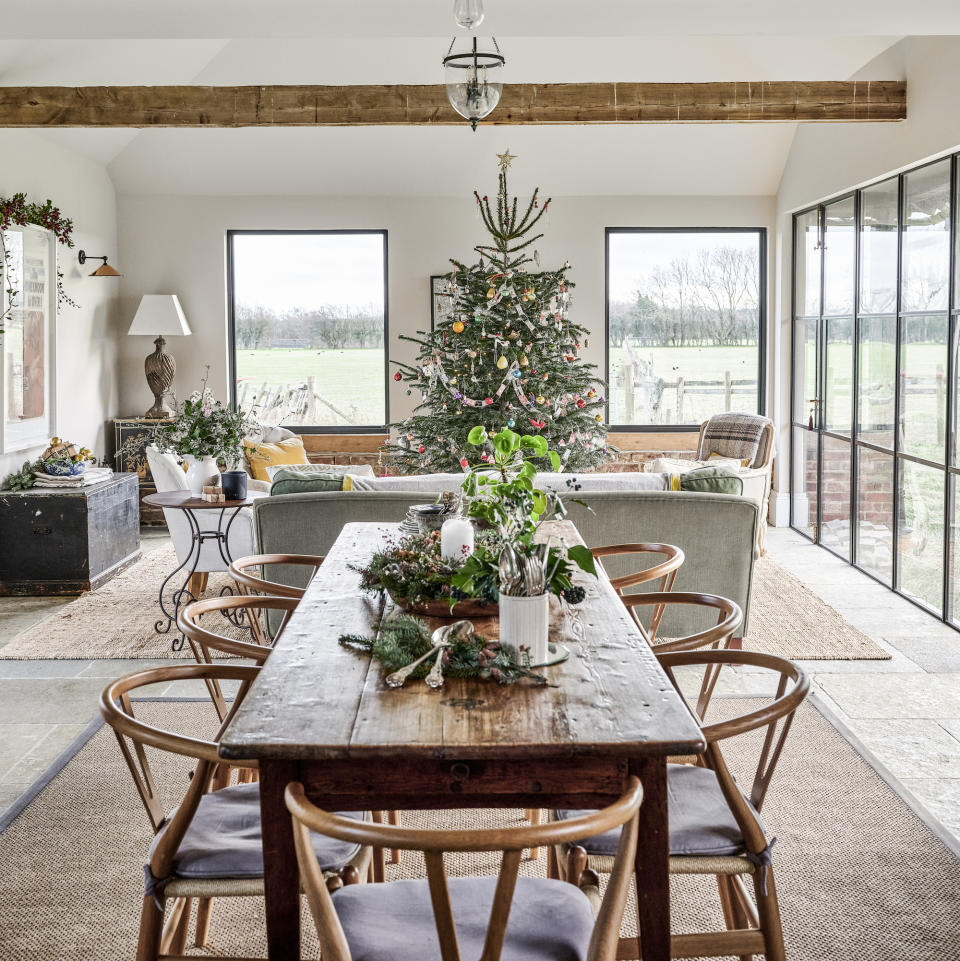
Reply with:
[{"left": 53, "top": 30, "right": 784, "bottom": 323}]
[{"left": 699, "top": 413, "right": 771, "bottom": 467}]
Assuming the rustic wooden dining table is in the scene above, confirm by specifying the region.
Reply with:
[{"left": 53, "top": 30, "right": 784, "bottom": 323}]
[{"left": 219, "top": 520, "right": 706, "bottom": 961}]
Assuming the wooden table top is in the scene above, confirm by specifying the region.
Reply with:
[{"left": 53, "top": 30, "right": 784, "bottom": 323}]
[
  {"left": 220, "top": 520, "right": 706, "bottom": 762},
  {"left": 143, "top": 490, "right": 254, "bottom": 510}
]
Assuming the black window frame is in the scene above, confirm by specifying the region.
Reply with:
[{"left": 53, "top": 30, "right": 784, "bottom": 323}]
[
  {"left": 226, "top": 228, "right": 390, "bottom": 434},
  {"left": 604, "top": 226, "right": 767, "bottom": 432},
  {"left": 789, "top": 151, "right": 959, "bottom": 628}
]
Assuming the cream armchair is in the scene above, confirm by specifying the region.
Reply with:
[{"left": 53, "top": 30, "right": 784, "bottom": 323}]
[{"left": 146, "top": 447, "right": 268, "bottom": 593}]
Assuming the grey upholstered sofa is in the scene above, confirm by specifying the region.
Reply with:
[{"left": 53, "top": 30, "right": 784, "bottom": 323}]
[{"left": 252, "top": 489, "right": 760, "bottom": 640}]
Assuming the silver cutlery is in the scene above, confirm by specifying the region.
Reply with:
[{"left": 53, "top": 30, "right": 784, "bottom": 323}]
[
  {"left": 386, "top": 625, "right": 451, "bottom": 688},
  {"left": 425, "top": 620, "right": 473, "bottom": 689},
  {"left": 499, "top": 543, "right": 523, "bottom": 597}
]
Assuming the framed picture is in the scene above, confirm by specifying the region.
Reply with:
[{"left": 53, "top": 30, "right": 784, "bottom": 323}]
[
  {"left": 1, "top": 224, "right": 57, "bottom": 453},
  {"left": 430, "top": 274, "right": 456, "bottom": 331}
]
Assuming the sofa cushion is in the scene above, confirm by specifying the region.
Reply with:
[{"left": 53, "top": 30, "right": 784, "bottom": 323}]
[
  {"left": 270, "top": 467, "right": 351, "bottom": 496},
  {"left": 345, "top": 471, "right": 666, "bottom": 493},
  {"left": 243, "top": 436, "right": 309, "bottom": 481},
  {"left": 679, "top": 467, "right": 744, "bottom": 495}
]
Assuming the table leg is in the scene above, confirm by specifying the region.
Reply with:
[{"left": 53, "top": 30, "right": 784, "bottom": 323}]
[
  {"left": 631, "top": 756, "right": 671, "bottom": 961},
  {"left": 260, "top": 760, "right": 301, "bottom": 961}
]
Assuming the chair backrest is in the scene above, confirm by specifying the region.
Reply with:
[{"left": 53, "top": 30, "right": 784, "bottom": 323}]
[
  {"left": 178, "top": 594, "right": 298, "bottom": 717},
  {"left": 145, "top": 445, "right": 188, "bottom": 493},
  {"left": 230, "top": 552, "right": 324, "bottom": 599},
  {"left": 658, "top": 649, "right": 809, "bottom": 854},
  {"left": 591, "top": 543, "right": 684, "bottom": 599},
  {"left": 620, "top": 591, "right": 742, "bottom": 653},
  {"left": 99, "top": 664, "right": 259, "bottom": 877},
  {"left": 286, "top": 777, "right": 643, "bottom": 961},
  {"left": 697, "top": 413, "right": 775, "bottom": 470}
]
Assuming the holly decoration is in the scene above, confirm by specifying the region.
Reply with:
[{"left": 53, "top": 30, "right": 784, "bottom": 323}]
[
  {"left": 0, "top": 192, "right": 79, "bottom": 331},
  {"left": 383, "top": 154, "right": 609, "bottom": 473}
]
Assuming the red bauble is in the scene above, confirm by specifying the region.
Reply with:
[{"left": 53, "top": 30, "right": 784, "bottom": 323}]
[
  {"left": 483, "top": 397, "right": 493, "bottom": 405},
  {"left": 459, "top": 457, "right": 469, "bottom": 469},
  {"left": 576, "top": 399, "right": 586, "bottom": 409},
  {"left": 418, "top": 445, "right": 425, "bottom": 454},
  {"left": 393, "top": 371, "right": 402, "bottom": 381}
]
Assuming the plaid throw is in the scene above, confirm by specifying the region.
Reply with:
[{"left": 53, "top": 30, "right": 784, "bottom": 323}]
[{"left": 699, "top": 412, "right": 771, "bottom": 467}]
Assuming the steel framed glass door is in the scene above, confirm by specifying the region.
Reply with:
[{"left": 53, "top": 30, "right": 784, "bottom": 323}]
[{"left": 791, "top": 155, "right": 958, "bottom": 623}]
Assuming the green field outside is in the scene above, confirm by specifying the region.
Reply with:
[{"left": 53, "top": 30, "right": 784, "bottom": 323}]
[
  {"left": 235, "top": 348, "right": 385, "bottom": 426},
  {"left": 608, "top": 345, "right": 760, "bottom": 424}
]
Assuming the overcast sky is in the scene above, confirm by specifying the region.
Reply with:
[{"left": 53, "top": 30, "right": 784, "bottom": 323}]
[
  {"left": 232, "top": 232, "right": 385, "bottom": 313},
  {"left": 607, "top": 230, "right": 760, "bottom": 303}
]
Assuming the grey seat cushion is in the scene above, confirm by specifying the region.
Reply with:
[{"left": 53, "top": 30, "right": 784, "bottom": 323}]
[
  {"left": 331, "top": 875, "right": 594, "bottom": 961},
  {"left": 556, "top": 763, "right": 763, "bottom": 858},
  {"left": 150, "top": 782, "right": 364, "bottom": 879}
]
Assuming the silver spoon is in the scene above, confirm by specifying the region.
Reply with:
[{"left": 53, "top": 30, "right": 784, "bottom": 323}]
[
  {"left": 386, "top": 625, "right": 451, "bottom": 688},
  {"left": 499, "top": 543, "right": 522, "bottom": 597},
  {"left": 425, "top": 620, "right": 473, "bottom": 689}
]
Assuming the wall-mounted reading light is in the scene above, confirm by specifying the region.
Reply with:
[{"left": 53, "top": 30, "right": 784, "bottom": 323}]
[{"left": 78, "top": 250, "right": 122, "bottom": 277}]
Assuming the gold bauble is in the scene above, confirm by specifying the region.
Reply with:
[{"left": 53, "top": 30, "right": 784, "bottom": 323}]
[
  {"left": 536, "top": 395, "right": 546, "bottom": 405},
  {"left": 496, "top": 356, "right": 508, "bottom": 370},
  {"left": 486, "top": 287, "right": 496, "bottom": 299},
  {"left": 595, "top": 414, "right": 603, "bottom": 423},
  {"left": 519, "top": 354, "right": 529, "bottom": 366},
  {"left": 452, "top": 320, "right": 465, "bottom": 333}
]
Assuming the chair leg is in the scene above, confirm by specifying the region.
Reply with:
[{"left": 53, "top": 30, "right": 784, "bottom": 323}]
[
  {"left": 729, "top": 635, "right": 744, "bottom": 650},
  {"left": 717, "top": 876, "right": 754, "bottom": 961},
  {"left": 194, "top": 897, "right": 213, "bottom": 948},
  {"left": 136, "top": 895, "right": 165, "bottom": 961},
  {"left": 158, "top": 897, "right": 189, "bottom": 956},
  {"left": 754, "top": 868, "right": 787, "bottom": 961},
  {"left": 527, "top": 807, "right": 542, "bottom": 860},
  {"left": 387, "top": 809, "right": 401, "bottom": 864},
  {"left": 564, "top": 845, "right": 589, "bottom": 888},
  {"left": 547, "top": 843, "right": 560, "bottom": 880}
]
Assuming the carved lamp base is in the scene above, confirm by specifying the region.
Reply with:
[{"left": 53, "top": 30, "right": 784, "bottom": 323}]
[{"left": 144, "top": 335, "right": 177, "bottom": 419}]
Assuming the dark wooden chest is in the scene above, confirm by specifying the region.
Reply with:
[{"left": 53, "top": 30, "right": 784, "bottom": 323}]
[
  {"left": 112, "top": 416, "right": 168, "bottom": 527},
  {"left": 0, "top": 472, "right": 141, "bottom": 594}
]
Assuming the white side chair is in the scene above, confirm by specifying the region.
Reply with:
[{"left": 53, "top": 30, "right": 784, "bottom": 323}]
[{"left": 146, "top": 446, "right": 268, "bottom": 597}]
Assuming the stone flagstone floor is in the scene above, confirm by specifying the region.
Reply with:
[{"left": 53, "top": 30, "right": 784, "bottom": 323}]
[{"left": 0, "top": 525, "right": 959, "bottom": 847}]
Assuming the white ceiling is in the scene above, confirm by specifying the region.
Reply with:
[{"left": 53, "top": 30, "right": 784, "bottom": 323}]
[{"left": 1, "top": 1, "right": 951, "bottom": 196}]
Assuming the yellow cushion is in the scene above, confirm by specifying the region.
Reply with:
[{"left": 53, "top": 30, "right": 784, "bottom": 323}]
[
  {"left": 243, "top": 437, "right": 308, "bottom": 482},
  {"left": 343, "top": 475, "right": 354, "bottom": 491}
]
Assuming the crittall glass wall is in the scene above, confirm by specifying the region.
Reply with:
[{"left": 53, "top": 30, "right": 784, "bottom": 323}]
[{"left": 791, "top": 154, "right": 958, "bottom": 621}]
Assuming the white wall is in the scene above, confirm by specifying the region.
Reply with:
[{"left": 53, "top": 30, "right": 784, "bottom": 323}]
[
  {"left": 0, "top": 130, "right": 119, "bottom": 478},
  {"left": 770, "top": 36, "right": 960, "bottom": 520},
  {"left": 116, "top": 192, "right": 775, "bottom": 423}
]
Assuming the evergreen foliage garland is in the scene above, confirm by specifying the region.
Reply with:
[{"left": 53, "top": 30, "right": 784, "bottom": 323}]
[{"left": 383, "top": 154, "right": 611, "bottom": 474}]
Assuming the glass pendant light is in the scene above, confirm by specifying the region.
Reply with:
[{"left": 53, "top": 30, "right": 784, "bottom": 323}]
[
  {"left": 453, "top": 0, "right": 485, "bottom": 29},
  {"left": 443, "top": 35, "right": 505, "bottom": 131}
]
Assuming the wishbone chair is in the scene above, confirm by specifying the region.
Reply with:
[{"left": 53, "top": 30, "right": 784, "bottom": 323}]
[
  {"left": 286, "top": 776, "right": 644, "bottom": 961},
  {"left": 229, "top": 552, "right": 324, "bottom": 599},
  {"left": 100, "top": 663, "right": 371, "bottom": 961},
  {"left": 550, "top": 650, "right": 810, "bottom": 961}
]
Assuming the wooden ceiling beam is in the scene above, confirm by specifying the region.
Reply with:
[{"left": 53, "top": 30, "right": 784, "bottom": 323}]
[{"left": 0, "top": 81, "right": 905, "bottom": 127}]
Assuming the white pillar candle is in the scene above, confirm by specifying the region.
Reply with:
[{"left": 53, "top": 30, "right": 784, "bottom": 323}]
[{"left": 440, "top": 515, "right": 475, "bottom": 562}]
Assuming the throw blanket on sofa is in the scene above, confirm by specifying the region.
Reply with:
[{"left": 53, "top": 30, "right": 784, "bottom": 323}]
[{"left": 345, "top": 472, "right": 668, "bottom": 493}]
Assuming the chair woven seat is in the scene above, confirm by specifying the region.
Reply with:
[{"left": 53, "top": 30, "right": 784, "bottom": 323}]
[
  {"left": 556, "top": 763, "right": 765, "bottom": 859},
  {"left": 331, "top": 875, "right": 596, "bottom": 961},
  {"left": 150, "top": 781, "right": 365, "bottom": 881}
]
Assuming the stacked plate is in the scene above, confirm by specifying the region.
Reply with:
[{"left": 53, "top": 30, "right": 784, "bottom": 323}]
[{"left": 399, "top": 503, "right": 448, "bottom": 536}]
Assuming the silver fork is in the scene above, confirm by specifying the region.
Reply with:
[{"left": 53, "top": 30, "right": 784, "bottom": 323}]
[{"left": 386, "top": 625, "right": 451, "bottom": 688}]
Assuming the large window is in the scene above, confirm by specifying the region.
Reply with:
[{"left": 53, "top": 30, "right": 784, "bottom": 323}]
[
  {"left": 791, "top": 154, "right": 958, "bottom": 624},
  {"left": 606, "top": 228, "right": 765, "bottom": 428},
  {"left": 228, "top": 230, "right": 388, "bottom": 431}
]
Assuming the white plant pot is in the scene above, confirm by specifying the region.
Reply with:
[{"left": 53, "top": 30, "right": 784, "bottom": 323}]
[
  {"left": 499, "top": 593, "right": 550, "bottom": 665},
  {"left": 183, "top": 454, "right": 219, "bottom": 496}
]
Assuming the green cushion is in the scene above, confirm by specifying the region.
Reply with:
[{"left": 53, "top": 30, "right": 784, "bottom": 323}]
[
  {"left": 679, "top": 467, "right": 744, "bottom": 495},
  {"left": 269, "top": 466, "right": 348, "bottom": 496}
]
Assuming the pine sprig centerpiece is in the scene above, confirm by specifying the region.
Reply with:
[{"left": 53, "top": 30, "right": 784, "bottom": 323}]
[
  {"left": 340, "top": 613, "right": 546, "bottom": 686},
  {"left": 383, "top": 152, "right": 611, "bottom": 474}
]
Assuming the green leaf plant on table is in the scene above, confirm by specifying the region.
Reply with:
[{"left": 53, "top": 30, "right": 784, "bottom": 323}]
[{"left": 450, "top": 424, "right": 597, "bottom": 604}]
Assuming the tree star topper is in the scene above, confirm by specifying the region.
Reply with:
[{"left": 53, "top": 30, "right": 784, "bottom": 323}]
[{"left": 496, "top": 149, "right": 517, "bottom": 171}]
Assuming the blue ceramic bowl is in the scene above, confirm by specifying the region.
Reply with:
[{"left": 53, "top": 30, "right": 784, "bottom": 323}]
[{"left": 44, "top": 460, "right": 84, "bottom": 477}]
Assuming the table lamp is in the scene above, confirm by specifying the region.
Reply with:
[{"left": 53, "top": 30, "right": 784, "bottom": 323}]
[{"left": 127, "top": 295, "right": 192, "bottom": 418}]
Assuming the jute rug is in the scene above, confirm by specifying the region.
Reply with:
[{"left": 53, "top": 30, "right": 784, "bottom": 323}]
[
  {"left": 0, "top": 545, "right": 889, "bottom": 661},
  {"left": 0, "top": 698, "right": 956, "bottom": 960}
]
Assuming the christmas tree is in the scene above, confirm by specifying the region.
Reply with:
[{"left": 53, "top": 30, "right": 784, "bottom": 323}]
[{"left": 383, "top": 151, "right": 610, "bottom": 474}]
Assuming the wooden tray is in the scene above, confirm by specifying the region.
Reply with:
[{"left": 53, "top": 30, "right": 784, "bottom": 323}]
[{"left": 388, "top": 591, "right": 499, "bottom": 619}]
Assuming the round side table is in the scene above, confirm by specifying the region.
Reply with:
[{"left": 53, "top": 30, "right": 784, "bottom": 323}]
[{"left": 143, "top": 490, "right": 254, "bottom": 651}]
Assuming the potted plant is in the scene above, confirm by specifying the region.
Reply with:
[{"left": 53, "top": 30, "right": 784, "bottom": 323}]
[
  {"left": 451, "top": 425, "right": 597, "bottom": 662},
  {"left": 152, "top": 374, "right": 260, "bottom": 495}
]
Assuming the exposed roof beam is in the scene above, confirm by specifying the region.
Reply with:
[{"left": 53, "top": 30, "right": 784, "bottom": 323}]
[{"left": 0, "top": 81, "right": 906, "bottom": 126}]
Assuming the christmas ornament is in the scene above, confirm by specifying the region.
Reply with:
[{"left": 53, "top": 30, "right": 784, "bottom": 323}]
[
  {"left": 393, "top": 371, "right": 402, "bottom": 381},
  {"left": 595, "top": 414, "right": 603, "bottom": 423},
  {"left": 511, "top": 369, "right": 522, "bottom": 378},
  {"left": 496, "top": 355, "right": 508, "bottom": 370},
  {"left": 507, "top": 419, "right": 515, "bottom": 428},
  {"left": 459, "top": 457, "right": 469, "bottom": 469},
  {"left": 487, "top": 287, "right": 496, "bottom": 299},
  {"left": 519, "top": 354, "right": 529, "bottom": 366},
  {"left": 418, "top": 445, "right": 426, "bottom": 453},
  {"left": 587, "top": 389, "right": 596, "bottom": 398},
  {"left": 536, "top": 395, "right": 546, "bottom": 405},
  {"left": 576, "top": 399, "right": 586, "bottom": 409},
  {"left": 483, "top": 397, "right": 493, "bottom": 406},
  {"left": 452, "top": 320, "right": 465, "bottom": 333}
]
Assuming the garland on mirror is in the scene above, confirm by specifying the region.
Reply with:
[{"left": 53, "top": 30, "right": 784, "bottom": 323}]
[
  {"left": 0, "top": 192, "right": 79, "bottom": 330},
  {"left": 339, "top": 613, "right": 546, "bottom": 685}
]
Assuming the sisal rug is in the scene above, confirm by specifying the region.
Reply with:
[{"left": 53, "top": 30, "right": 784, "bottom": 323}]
[
  {"left": 744, "top": 555, "right": 891, "bottom": 660},
  {"left": 0, "top": 699, "right": 957, "bottom": 960},
  {"left": 0, "top": 545, "right": 889, "bottom": 661}
]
